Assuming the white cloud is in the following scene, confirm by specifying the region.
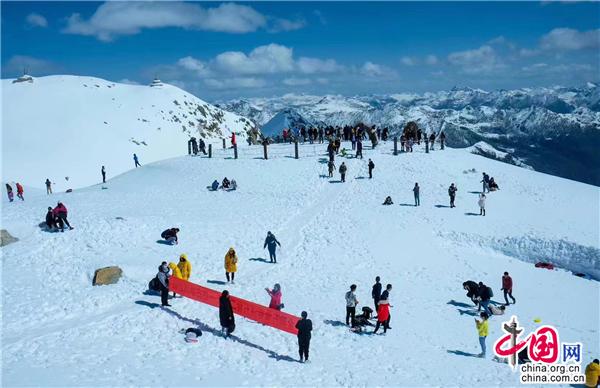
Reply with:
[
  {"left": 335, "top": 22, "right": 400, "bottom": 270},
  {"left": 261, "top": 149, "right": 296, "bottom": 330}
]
[
  {"left": 448, "top": 45, "right": 504, "bottom": 74},
  {"left": 62, "top": 2, "right": 303, "bottom": 41},
  {"left": 360, "top": 61, "right": 396, "bottom": 78},
  {"left": 26, "top": 13, "right": 48, "bottom": 28},
  {"left": 204, "top": 77, "right": 266, "bottom": 90},
  {"left": 400, "top": 56, "right": 416, "bottom": 66},
  {"left": 425, "top": 55, "right": 439, "bottom": 65},
  {"left": 215, "top": 44, "right": 295, "bottom": 75},
  {"left": 540, "top": 28, "right": 600, "bottom": 51},
  {"left": 297, "top": 57, "right": 341, "bottom": 74},
  {"left": 118, "top": 78, "right": 140, "bottom": 85},
  {"left": 177, "top": 56, "right": 212, "bottom": 77},
  {"left": 283, "top": 77, "right": 312, "bottom": 86},
  {"left": 269, "top": 18, "right": 306, "bottom": 33}
]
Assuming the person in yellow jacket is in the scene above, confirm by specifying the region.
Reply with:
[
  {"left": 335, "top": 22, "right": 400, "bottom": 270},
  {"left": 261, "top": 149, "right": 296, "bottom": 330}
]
[
  {"left": 168, "top": 262, "right": 182, "bottom": 297},
  {"left": 475, "top": 312, "right": 489, "bottom": 358},
  {"left": 224, "top": 247, "right": 238, "bottom": 284},
  {"left": 177, "top": 254, "right": 192, "bottom": 281},
  {"left": 585, "top": 359, "right": 600, "bottom": 388}
]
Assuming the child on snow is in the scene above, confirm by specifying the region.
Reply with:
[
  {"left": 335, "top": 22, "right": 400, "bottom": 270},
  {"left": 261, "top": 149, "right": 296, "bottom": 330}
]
[
  {"left": 265, "top": 283, "right": 283, "bottom": 310},
  {"left": 475, "top": 312, "right": 489, "bottom": 358},
  {"left": 478, "top": 193, "right": 486, "bottom": 216},
  {"left": 224, "top": 248, "right": 238, "bottom": 284}
]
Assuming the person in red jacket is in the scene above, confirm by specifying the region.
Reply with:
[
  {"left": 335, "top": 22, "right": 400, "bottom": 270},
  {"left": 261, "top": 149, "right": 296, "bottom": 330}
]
[
  {"left": 265, "top": 283, "right": 283, "bottom": 310},
  {"left": 15, "top": 182, "right": 24, "bottom": 201},
  {"left": 373, "top": 299, "right": 391, "bottom": 334},
  {"left": 53, "top": 202, "right": 73, "bottom": 232},
  {"left": 502, "top": 272, "right": 516, "bottom": 305},
  {"left": 231, "top": 132, "right": 236, "bottom": 147}
]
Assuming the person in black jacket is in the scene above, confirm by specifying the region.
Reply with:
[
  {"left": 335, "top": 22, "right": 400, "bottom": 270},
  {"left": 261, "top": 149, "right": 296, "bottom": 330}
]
[
  {"left": 295, "top": 311, "right": 313, "bottom": 363},
  {"left": 263, "top": 231, "right": 281, "bottom": 263},
  {"left": 368, "top": 159, "right": 375, "bottom": 179},
  {"left": 463, "top": 280, "right": 479, "bottom": 304},
  {"left": 157, "top": 262, "right": 171, "bottom": 307},
  {"left": 372, "top": 276, "right": 382, "bottom": 311},
  {"left": 477, "top": 282, "right": 493, "bottom": 316},
  {"left": 45, "top": 207, "right": 56, "bottom": 230},
  {"left": 219, "top": 290, "right": 235, "bottom": 338},
  {"left": 161, "top": 228, "right": 180, "bottom": 245}
]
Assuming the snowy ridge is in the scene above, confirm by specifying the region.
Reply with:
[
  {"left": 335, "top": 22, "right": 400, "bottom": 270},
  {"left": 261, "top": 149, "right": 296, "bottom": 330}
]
[
  {"left": 219, "top": 84, "right": 600, "bottom": 185},
  {"left": 1, "top": 142, "right": 598, "bottom": 386},
  {"left": 2, "top": 75, "right": 255, "bottom": 190}
]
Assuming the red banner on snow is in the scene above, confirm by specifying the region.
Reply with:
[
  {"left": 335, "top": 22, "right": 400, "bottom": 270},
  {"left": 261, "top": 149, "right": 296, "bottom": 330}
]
[{"left": 169, "top": 277, "right": 300, "bottom": 335}]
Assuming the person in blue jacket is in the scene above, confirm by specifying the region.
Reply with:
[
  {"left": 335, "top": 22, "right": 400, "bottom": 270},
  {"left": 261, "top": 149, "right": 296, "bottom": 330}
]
[{"left": 263, "top": 231, "right": 282, "bottom": 263}]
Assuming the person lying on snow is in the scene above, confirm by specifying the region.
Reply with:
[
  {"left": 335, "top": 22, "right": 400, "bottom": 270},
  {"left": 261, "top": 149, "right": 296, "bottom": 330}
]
[
  {"left": 350, "top": 306, "right": 375, "bottom": 333},
  {"left": 161, "top": 228, "right": 180, "bottom": 245}
]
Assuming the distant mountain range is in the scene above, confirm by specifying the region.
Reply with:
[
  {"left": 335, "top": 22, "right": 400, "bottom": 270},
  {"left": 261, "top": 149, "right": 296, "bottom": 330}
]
[{"left": 218, "top": 84, "right": 600, "bottom": 185}]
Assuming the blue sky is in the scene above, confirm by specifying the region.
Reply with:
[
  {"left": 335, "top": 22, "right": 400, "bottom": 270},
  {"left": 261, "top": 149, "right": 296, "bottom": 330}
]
[{"left": 2, "top": 1, "right": 599, "bottom": 101}]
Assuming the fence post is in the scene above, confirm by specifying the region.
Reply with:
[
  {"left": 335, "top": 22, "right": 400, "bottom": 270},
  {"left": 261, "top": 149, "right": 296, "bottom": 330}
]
[
  {"left": 425, "top": 138, "right": 429, "bottom": 153},
  {"left": 222, "top": 138, "right": 226, "bottom": 149},
  {"left": 234, "top": 144, "right": 238, "bottom": 159},
  {"left": 294, "top": 140, "right": 299, "bottom": 159},
  {"left": 263, "top": 142, "right": 268, "bottom": 160},
  {"left": 393, "top": 137, "right": 398, "bottom": 155},
  {"left": 208, "top": 144, "right": 212, "bottom": 158}
]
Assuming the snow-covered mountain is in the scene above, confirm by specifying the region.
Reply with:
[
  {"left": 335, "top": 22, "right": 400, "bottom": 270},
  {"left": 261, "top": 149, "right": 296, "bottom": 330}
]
[
  {"left": 2, "top": 75, "right": 256, "bottom": 190},
  {"left": 2, "top": 143, "right": 598, "bottom": 386},
  {"left": 218, "top": 85, "right": 600, "bottom": 185}
]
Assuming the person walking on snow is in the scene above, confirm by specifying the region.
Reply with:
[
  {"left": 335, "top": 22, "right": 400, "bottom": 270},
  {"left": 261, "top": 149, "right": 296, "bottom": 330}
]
[
  {"left": 5, "top": 183, "right": 14, "bottom": 202},
  {"left": 345, "top": 284, "right": 359, "bottom": 326},
  {"left": 296, "top": 311, "right": 313, "bottom": 363},
  {"left": 265, "top": 283, "right": 283, "bottom": 310},
  {"left": 356, "top": 139, "right": 363, "bottom": 159},
  {"left": 219, "top": 290, "right": 235, "bottom": 338},
  {"left": 478, "top": 193, "right": 486, "bottom": 216},
  {"left": 231, "top": 132, "right": 237, "bottom": 147},
  {"left": 101, "top": 166, "right": 106, "bottom": 184},
  {"left": 224, "top": 247, "right": 238, "bottom": 284},
  {"left": 339, "top": 162, "right": 347, "bottom": 183},
  {"left": 157, "top": 262, "right": 171, "bottom": 307},
  {"left": 177, "top": 254, "right": 192, "bottom": 281},
  {"left": 53, "top": 202, "right": 73, "bottom": 232},
  {"left": 15, "top": 183, "right": 24, "bottom": 201},
  {"left": 368, "top": 159, "right": 375, "bottom": 179},
  {"left": 263, "top": 231, "right": 281, "bottom": 263},
  {"left": 133, "top": 153, "right": 141, "bottom": 168},
  {"left": 481, "top": 173, "right": 490, "bottom": 193},
  {"left": 373, "top": 299, "right": 391, "bottom": 334},
  {"left": 45, "top": 178, "right": 52, "bottom": 194},
  {"left": 328, "top": 160, "right": 336, "bottom": 178},
  {"left": 475, "top": 312, "right": 489, "bottom": 358},
  {"left": 372, "top": 276, "right": 382, "bottom": 312},
  {"left": 501, "top": 272, "right": 516, "bottom": 305},
  {"left": 448, "top": 183, "right": 458, "bottom": 208},
  {"left": 413, "top": 183, "right": 420, "bottom": 206}
]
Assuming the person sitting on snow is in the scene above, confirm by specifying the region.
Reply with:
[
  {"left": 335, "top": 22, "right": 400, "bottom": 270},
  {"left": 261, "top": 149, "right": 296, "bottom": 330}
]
[
  {"left": 230, "top": 179, "right": 237, "bottom": 191},
  {"left": 489, "top": 305, "right": 506, "bottom": 316},
  {"left": 161, "top": 228, "right": 180, "bottom": 245},
  {"left": 489, "top": 177, "right": 499, "bottom": 191},
  {"left": 45, "top": 206, "right": 57, "bottom": 230},
  {"left": 221, "top": 177, "right": 230, "bottom": 189},
  {"left": 350, "top": 306, "right": 375, "bottom": 332},
  {"left": 211, "top": 180, "right": 219, "bottom": 191},
  {"left": 383, "top": 196, "right": 394, "bottom": 205}
]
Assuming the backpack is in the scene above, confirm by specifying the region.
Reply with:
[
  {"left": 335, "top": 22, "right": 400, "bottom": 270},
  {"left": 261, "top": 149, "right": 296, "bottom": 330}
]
[
  {"left": 487, "top": 286, "right": 494, "bottom": 298},
  {"left": 148, "top": 277, "right": 160, "bottom": 291}
]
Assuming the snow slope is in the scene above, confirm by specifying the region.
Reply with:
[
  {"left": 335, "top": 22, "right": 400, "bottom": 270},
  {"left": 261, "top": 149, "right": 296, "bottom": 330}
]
[
  {"left": 2, "top": 75, "right": 255, "bottom": 191},
  {"left": 1, "top": 142, "right": 598, "bottom": 386}
]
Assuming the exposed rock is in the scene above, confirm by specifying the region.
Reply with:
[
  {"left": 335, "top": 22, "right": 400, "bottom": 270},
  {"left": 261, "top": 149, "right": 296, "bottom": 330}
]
[
  {"left": 93, "top": 266, "right": 123, "bottom": 286},
  {"left": 0, "top": 229, "right": 19, "bottom": 247}
]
